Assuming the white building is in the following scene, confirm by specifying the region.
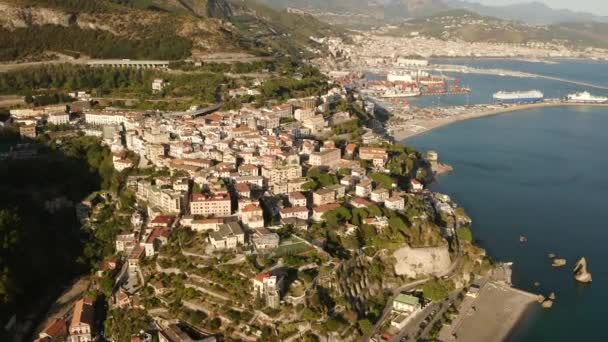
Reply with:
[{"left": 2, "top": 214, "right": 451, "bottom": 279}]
[
  {"left": 209, "top": 222, "right": 245, "bottom": 250},
  {"left": 47, "top": 112, "right": 70, "bottom": 125},
  {"left": 152, "top": 79, "right": 166, "bottom": 93}
]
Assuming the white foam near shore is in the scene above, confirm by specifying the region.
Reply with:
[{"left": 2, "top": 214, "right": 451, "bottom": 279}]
[{"left": 391, "top": 102, "right": 608, "bottom": 141}]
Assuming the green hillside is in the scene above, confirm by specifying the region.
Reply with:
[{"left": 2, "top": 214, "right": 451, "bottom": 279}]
[{"left": 0, "top": 0, "right": 342, "bottom": 62}]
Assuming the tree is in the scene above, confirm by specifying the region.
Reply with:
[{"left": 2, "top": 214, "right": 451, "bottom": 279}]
[
  {"left": 358, "top": 319, "right": 373, "bottom": 335},
  {"left": 422, "top": 279, "right": 451, "bottom": 301},
  {"left": 302, "top": 307, "right": 321, "bottom": 321},
  {"left": 456, "top": 226, "right": 473, "bottom": 242},
  {"left": 389, "top": 216, "right": 407, "bottom": 233},
  {"left": 368, "top": 205, "right": 382, "bottom": 218}
]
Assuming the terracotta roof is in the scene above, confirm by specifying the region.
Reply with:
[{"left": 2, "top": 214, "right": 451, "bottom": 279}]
[
  {"left": 40, "top": 319, "right": 68, "bottom": 338},
  {"left": 150, "top": 215, "right": 173, "bottom": 225},
  {"left": 70, "top": 299, "right": 94, "bottom": 328},
  {"left": 255, "top": 272, "right": 271, "bottom": 282}
]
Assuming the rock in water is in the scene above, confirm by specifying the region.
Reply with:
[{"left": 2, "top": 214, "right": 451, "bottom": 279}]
[
  {"left": 573, "top": 257, "right": 592, "bottom": 283},
  {"left": 552, "top": 258, "right": 567, "bottom": 267},
  {"left": 542, "top": 300, "right": 554, "bottom": 309},
  {"left": 548, "top": 253, "right": 556, "bottom": 258},
  {"left": 549, "top": 292, "right": 556, "bottom": 300}
]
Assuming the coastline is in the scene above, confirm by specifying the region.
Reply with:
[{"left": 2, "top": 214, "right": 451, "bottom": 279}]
[{"left": 392, "top": 102, "right": 608, "bottom": 141}]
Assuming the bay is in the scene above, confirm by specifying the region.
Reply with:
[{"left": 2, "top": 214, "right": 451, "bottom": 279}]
[{"left": 403, "top": 60, "right": 608, "bottom": 341}]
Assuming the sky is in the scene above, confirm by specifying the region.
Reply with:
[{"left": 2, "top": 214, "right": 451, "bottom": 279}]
[{"left": 474, "top": 0, "right": 608, "bottom": 16}]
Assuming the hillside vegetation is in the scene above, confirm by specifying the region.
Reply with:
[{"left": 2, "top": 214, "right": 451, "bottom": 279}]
[{"left": 0, "top": 0, "right": 341, "bottom": 62}]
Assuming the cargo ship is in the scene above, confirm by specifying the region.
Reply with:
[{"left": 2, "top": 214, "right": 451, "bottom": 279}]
[
  {"left": 493, "top": 90, "right": 544, "bottom": 104},
  {"left": 565, "top": 91, "right": 608, "bottom": 103}
]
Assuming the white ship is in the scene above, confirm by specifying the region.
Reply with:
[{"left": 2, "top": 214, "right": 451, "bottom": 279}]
[
  {"left": 566, "top": 91, "right": 608, "bottom": 103},
  {"left": 493, "top": 90, "right": 544, "bottom": 104}
]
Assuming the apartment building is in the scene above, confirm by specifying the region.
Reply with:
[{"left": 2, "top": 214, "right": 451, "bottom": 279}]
[
  {"left": 190, "top": 193, "right": 232, "bottom": 217},
  {"left": 309, "top": 148, "right": 341, "bottom": 169}
]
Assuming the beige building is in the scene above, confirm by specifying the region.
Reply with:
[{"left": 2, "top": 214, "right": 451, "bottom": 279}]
[
  {"left": 190, "top": 193, "right": 232, "bottom": 217},
  {"left": 385, "top": 195, "right": 405, "bottom": 210},
  {"left": 309, "top": 148, "right": 341, "bottom": 169},
  {"left": 280, "top": 206, "right": 309, "bottom": 221},
  {"left": 262, "top": 164, "right": 302, "bottom": 186},
  {"left": 19, "top": 124, "right": 37, "bottom": 139},
  {"left": 313, "top": 188, "right": 337, "bottom": 206},
  {"left": 84, "top": 111, "right": 126, "bottom": 126},
  {"left": 359, "top": 147, "right": 388, "bottom": 161},
  {"left": 69, "top": 299, "right": 94, "bottom": 342}
]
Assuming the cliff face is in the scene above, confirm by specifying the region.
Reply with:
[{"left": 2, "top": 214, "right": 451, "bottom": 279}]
[
  {"left": 0, "top": 3, "right": 73, "bottom": 29},
  {"left": 0, "top": 0, "right": 242, "bottom": 60}
]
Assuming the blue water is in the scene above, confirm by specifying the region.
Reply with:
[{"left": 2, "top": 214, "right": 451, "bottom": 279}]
[{"left": 404, "top": 60, "right": 608, "bottom": 341}]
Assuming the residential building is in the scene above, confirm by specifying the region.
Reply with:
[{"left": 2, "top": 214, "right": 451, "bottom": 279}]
[
  {"left": 191, "top": 218, "right": 225, "bottom": 232},
  {"left": 209, "top": 222, "right": 245, "bottom": 249},
  {"left": 241, "top": 203, "right": 264, "bottom": 229},
  {"left": 385, "top": 195, "right": 405, "bottom": 210},
  {"left": 370, "top": 188, "right": 390, "bottom": 203},
  {"left": 48, "top": 112, "right": 70, "bottom": 125},
  {"left": 69, "top": 299, "right": 94, "bottom": 342},
  {"left": 313, "top": 188, "right": 336, "bottom": 206},
  {"left": 251, "top": 227, "right": 280, "bottom": 251},
  {"left": 152, "top": 79, "right": 166, "bottom": 93},
  {"left": 84, "top": 111, "right": 125, "bottom": 126},
  {"left": 309, "top": 148, "right": 341, "bottom": 169},
  {"left": 279, "top": 206, "right": 310, "bottom": 221},
  {"left": 392, "top": 294, "right": 420, "bottom": 314},
  {"left": 355, "top": 179, "right": 373, "bottom": 197},
  {"left": 252, "top": 271, "right": 284, "bottom": 309},
  {"left": 359, "top": 147, "right": 388, "bottom": 161},
  {"left": 262, "top": 164, "right": 302, "bottom": 186},
  {"left": 19, "top": 124, "right": 36, "bottom": 139},
  {"left": 190, "top": 193, "right": 231, "bottom": 217},
  {"left": 410, "top": 179, "right": 424, "bottom": 191},
  {"left": 288, "top": 192, "right": 307, "bottom": 207}
]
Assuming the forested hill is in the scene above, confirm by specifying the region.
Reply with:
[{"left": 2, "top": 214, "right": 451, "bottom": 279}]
[{"left": 0, "top": 0, "right": 342, "bottom": 62}]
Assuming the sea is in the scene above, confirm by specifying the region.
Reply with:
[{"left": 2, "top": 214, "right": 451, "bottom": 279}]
[{"left": 403, "top": 59, "right": 608, "bottom": 341}]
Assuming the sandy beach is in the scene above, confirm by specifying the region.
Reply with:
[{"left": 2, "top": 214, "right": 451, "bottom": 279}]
[
  {"left": 391, "top": 102, "right": 608, "bottom": 141},
  {"left": 438, "top": 282, "right": 539, "bottom": 342}
]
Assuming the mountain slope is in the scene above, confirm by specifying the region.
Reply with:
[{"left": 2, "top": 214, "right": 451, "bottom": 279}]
[
  {"left": 383, "top": 9, "right": 608, "bottom": 48},
  {"left": 0, "top": 0, "right": 340, "bottom": 62},
  {"left": 446, "top": 0, "right": 608, "bottom": 25}
]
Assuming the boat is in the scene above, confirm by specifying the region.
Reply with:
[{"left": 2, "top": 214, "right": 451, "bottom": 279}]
[
  {"left": 565, "top": 91, "right": 608, "bottom": 103},
  {"left": 493, "top": 90, "right": 544, "bottom": 104}
]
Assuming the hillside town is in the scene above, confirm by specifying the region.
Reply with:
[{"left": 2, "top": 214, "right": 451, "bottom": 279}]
[{"left": 0, "top": 61, "right": 508, "bottom": 342}]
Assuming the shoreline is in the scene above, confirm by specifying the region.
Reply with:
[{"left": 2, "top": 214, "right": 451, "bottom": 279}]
[
  {"left": 391, "top": 102, "right": 608, "bottom": 141},
  {"left": 438, "top": 282, "right": 539, "bottom": 342}
]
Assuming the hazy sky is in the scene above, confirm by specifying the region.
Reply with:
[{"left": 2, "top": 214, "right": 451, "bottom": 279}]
[{"left": 474, "top": 0, "right": 608, "bottom": 16}]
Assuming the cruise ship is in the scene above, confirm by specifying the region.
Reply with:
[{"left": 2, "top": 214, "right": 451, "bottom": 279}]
[
  {"left": 565, "top": 91, "right": 608, "bottom": 103},
  {"left": 493, "top": 90, "right": 544, "bottom": 104}
]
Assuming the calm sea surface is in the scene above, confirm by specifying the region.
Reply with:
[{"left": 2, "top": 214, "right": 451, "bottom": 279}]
[{"left": 405, "top": 60, "right": 608, "bottom": 341}]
